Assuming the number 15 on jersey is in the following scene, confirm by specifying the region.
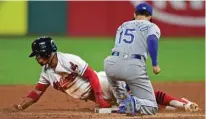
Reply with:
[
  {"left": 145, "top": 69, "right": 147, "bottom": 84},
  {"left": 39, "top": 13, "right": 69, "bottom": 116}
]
[{"left": 118, "top": 29, "right": 135, "bottom": 44}]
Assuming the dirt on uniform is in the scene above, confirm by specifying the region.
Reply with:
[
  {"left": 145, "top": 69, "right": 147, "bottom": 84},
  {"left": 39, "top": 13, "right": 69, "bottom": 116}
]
[{"left": 0, "top": 82, "right": 205, "bottom": 119}]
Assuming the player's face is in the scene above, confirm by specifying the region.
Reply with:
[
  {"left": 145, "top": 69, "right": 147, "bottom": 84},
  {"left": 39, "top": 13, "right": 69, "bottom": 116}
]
[{"left": 35, "top": 55, "right": 49, "bottom": 66}]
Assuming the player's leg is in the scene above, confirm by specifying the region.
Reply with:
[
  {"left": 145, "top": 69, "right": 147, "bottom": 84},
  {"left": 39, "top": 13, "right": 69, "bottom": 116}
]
[
  {"left": 155, "top": 90, "right": 187, "bottom": 108},
  {"left": 126, "top": 85, "right": 188, "bottom": 108},
  {"left": 125, "top": 84, "right": 180, "bottom": 111},
  {"left": 126, "top": 77, "right": 158, "bottom": 115},
  {"left": 126, "top": 84, "right": 199, "bottom": 112},
  {"left": 155, "top": 90, "right": 199, "bottom": 111},
  {"left": 97, "top": 71, "right": 115, "bottom": 101},
  {"left": 125, "top": 58, "right": 160, "bottom": 115},
  {"left": 117, "top": 59, "right": 158, "bottom": 115},
  {"left": 158, "top": 105, "right": 177, "bottom": 111},
  {"left": 100, "top": 72, "right": 159, "bottom": 114},
  {"left": 104, "top": 57, "right": 129, "bottom": 105},
  {"left": 104, "top": 57, "right": 157, "bottom": 115},
  {"left": 104, "top": 57, "right": 143, "bottom": 115},
  {"left": 97, "top": 71, "right": 123, "bottom": 104},
  {"left": 105, "top": 73, "right": 128, "bottom": 105}
]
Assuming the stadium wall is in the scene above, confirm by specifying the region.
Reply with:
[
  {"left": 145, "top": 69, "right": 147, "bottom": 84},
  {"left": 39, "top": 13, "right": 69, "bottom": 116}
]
[{"left": 0, "top": 1, "right": 204, "bottom": 37}]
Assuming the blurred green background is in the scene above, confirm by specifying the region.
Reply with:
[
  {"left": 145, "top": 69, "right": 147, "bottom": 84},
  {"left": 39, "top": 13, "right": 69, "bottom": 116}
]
[
  {"left": 0, "top": 1, "right": 205, "bottom": 85},
  {"left": 0, "top": 37, "right": 204, "bottom": 84}
]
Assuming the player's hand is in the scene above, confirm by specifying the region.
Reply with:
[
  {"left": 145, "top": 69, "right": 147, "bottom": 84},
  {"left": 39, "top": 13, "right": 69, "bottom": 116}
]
[
  {"left": 95, "top": 92, "right": 111, "bottom": 108},
  {"left": 11, "top": 104, "right": 24, "bottom": 112},
  {"left": 153, "top": 65, "right": 161, "bottom": 75},
  {"left": 98, "top": 99, "right": 111, "bottom": 108},
  {"left": 2, "top": 104, "right": 23, "bottom": 113}
]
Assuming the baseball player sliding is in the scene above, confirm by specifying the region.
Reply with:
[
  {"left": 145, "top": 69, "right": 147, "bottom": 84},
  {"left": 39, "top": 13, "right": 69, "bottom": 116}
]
[{"left": 8, "top": 37, "right": 199, "bottom": 113}]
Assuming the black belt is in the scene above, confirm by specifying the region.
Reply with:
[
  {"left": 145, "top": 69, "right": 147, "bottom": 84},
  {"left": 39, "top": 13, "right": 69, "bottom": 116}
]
[{"left": 112, "top": 51, "right": 145, "bottom": 61}]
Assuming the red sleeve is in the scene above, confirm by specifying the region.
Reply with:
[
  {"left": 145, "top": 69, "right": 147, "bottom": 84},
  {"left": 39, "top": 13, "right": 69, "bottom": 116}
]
[
  {"left": 27, "top": 83, "right": 50, "bottom": 102},
  {"left": 82, "top": 66, "right": 103, "bottom": 101},
  {"left": 35, "top": 83, "right": 50, "bottom": 91}
]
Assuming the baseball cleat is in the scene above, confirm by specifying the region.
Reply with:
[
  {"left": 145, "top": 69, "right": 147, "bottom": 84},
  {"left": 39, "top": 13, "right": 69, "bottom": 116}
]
[
  {"left": 119, "top": 102, "right": 126, "bottom": 114},
  {"left": 119, "top": 94, "right": 136, "bottom": 116},
  {"left": 181, "top": 98, "right": 200, "bottom": 112}
]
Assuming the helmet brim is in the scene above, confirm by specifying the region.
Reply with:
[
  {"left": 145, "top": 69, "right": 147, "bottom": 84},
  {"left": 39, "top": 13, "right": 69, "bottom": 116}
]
[{"left": 29, "top": 52, "right": 36, "bottom": 57}]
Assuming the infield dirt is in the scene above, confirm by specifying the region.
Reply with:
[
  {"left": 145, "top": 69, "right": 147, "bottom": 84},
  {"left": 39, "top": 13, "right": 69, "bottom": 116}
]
[{"left": 0, "top": 82, "right": 205, "bottom": 119}]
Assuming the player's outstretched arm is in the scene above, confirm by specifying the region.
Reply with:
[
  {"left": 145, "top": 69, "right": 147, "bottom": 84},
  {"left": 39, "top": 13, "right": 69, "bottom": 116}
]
[
  {"left": 11, "top": 83, "right": 50, "bottom": 111},
  {"left": 82, "top": 66, "right": 111, "bottom": 108}
]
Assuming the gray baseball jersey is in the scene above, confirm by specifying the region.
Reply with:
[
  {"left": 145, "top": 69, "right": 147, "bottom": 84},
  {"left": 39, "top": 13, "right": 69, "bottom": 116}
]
[
  {"left": 104, "top": 20, "right": 161, "bottom": 115},
  {"left": 113, "top": 20, "right": 160, "bottom": 59}
]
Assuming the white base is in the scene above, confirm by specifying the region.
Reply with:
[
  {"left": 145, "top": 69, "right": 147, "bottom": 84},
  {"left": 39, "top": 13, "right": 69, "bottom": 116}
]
[
  {"left": 94, "top": 108, "right": 112, "bottom": 113},
  {"left": 94, "top": 105, "right": 119, "bottom": 113}
]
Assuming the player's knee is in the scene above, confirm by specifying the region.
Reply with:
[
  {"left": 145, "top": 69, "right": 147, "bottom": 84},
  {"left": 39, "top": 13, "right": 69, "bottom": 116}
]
[
  {"left": 138, "top": 106, "right": 158, "bottom": 115},
  {"left": 133, "top": 98, "right": 158, "bottom": 115}
]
